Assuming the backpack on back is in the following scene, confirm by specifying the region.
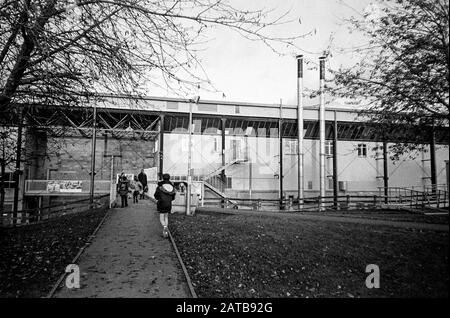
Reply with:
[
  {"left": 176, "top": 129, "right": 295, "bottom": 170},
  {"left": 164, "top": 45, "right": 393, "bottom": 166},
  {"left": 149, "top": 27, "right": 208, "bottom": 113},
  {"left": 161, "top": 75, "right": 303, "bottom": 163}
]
[{"left": 119, "top": 182, "right": 128, "bottom": 191}]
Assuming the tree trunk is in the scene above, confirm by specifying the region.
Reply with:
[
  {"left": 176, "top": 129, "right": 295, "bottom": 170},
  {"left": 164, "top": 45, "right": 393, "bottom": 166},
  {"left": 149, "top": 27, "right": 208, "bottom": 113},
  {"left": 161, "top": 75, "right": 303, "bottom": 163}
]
[{"left": 0, "top": 158, "right": 5, "bottom": 225}]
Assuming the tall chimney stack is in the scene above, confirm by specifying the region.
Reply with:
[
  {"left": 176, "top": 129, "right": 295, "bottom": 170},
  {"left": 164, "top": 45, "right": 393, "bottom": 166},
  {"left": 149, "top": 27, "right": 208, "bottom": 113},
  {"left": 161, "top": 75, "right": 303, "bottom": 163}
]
[{"left": 319, "top": 56, "right": 326, "bottom": 210}]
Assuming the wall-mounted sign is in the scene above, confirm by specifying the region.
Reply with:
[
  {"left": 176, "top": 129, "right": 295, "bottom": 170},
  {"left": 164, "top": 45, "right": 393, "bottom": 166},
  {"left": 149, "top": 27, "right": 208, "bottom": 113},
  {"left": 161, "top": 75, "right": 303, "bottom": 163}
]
[
  {"left": 144, "top": 167, "right": 158, "bottom": 181},
  {"left": 47, "top": 180, "right": 83, "bottom": 193}
]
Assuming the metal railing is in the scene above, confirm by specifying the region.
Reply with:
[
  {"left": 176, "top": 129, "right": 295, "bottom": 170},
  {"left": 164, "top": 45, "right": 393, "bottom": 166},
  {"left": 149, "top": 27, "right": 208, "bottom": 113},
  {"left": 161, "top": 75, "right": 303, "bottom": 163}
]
[
  {"left": 203, "top": 195, "right": 380, "bottom": 211},
  {"left": 202, "top": 191, "right": 449, "bottom": 212},
  {"left": 1, "top": 194, "right": 109, "bottom": 227},
  {"left": 378, "top": 186, "right": 449, "bottom": 210},
  {"left": 424, "top": 184, "right": 448, "bottom": 193},
  {"left": 204, "top": 175, "right": 228, "bottom": 192}
]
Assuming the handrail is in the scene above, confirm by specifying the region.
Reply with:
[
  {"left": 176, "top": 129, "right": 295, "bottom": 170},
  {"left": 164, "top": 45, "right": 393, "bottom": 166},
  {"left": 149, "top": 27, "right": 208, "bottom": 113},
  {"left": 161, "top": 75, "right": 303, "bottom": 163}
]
[
  {"left": 1, "top": 194, "right": 110, "bottom": 227},
  {"left": 2, "top": 194, "right": 109, "bottom": 215},
  {"left": 202, "top": 191, "right": 449, "bottom": 211}
]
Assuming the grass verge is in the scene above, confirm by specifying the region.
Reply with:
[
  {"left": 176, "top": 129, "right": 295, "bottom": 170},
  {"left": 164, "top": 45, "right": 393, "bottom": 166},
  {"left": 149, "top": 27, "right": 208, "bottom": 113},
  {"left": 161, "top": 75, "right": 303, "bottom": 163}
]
[
  {"left": 0, "top": 207, "right": 108, "bottom": 298},
  {"left": 170, "top": 212, "right": 448, "bottom": 298}
]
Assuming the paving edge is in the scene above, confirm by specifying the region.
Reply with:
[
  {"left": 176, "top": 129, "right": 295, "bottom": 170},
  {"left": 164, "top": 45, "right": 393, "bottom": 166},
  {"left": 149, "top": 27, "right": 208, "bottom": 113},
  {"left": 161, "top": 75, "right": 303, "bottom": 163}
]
[
  {"left": 45, "top": 207, "right": 111, "bottom": 298},
  {"left": 168, "top": 229, "right": 198, "bottom": 298}
]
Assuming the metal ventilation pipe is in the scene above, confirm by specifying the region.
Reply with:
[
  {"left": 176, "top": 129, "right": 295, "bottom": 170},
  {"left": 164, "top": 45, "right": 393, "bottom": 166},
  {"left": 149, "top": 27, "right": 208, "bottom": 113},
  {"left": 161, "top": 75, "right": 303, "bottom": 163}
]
[{"left": 319, "top": 57, "right": 326, "bottom": 210}]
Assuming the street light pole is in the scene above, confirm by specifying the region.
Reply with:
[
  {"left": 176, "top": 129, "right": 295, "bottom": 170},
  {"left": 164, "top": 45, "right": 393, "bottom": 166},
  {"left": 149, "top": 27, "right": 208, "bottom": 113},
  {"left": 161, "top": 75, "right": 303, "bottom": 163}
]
[
  {"left": 89, "top": 103, "right": 97, "bottom": 204},
  {"left": 279, "top": 98, "right": 284, "bottom": 210}
]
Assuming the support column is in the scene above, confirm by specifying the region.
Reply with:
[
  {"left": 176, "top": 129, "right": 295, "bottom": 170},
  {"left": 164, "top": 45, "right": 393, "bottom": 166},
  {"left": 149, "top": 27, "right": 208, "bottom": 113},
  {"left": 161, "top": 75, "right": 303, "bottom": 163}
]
[
  {"left": 186, "top": 103, "right": 193, "bottom": 215},
  {"left": 221, "top": 117, "right": 226, "bottom": 208},
  {"left": 296, "top": 55, "right": 304, "bottom": 208},
  {"left": 319, "top": 57, "right": 326, "bottom": 210},
  {"left": 383, "top": 140, "right": 389, "bottom": 203},
  {"left": 246, "top": 135, "right": 252, "bottom": 199},
  {"left": 158, "top": 114, "right": 165, "bottom": 180},
  {"left": 279, "top": 100, "right": 284, "bottom": 210},
  {"left": 13, "top": 108, "right": 24, "bottom": 225},
  {"left": 110, "top": 155, "right": 114, "bottom": 208},
  {"left": 333, "top": 111, "right": 338, "bottom": 209},
  {"left": 221, "top": 117, "right": 226, "bottom": 183},
  {"left": 430, "top": 127, "right": 437, "bottom": 194}
]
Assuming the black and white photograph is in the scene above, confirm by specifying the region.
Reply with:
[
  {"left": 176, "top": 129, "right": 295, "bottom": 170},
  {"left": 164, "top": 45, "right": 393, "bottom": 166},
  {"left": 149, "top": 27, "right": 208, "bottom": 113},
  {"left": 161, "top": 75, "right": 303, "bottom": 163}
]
[{"left": 0, "top": 0, "right": 448, "bottom": 309}]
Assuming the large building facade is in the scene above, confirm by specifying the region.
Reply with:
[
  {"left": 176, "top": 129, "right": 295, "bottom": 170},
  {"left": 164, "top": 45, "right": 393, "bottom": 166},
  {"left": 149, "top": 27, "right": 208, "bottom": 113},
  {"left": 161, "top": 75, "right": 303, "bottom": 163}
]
[{"left": 1, "top": 94, "right": 449, "bottom": 216}]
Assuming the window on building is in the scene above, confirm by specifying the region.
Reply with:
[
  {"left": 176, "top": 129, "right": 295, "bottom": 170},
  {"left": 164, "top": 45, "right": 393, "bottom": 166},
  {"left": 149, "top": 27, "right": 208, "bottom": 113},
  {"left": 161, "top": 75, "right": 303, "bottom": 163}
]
[
  {"left": 1, "top": 172, "right": 16, "bottom": 188},
  {"left": 198, "top": 103, "right": 217, "bottom": 112},
  {"left": 285, "top": 140, "right": 298, "bottom": 155},
  {"left": 193, "top": 119, "right": 202, "bottom": 134},
  {"left": 166, "top": 101, "right": 179, "bottom": 110},
  {"left": 307, "top": 181, "right": 313, "bottom": 190},
  {"left": 235, "top": 105, "right": 240, "bottom": 114},
  {"left": 325, "top": 141, "right": 333, "bottom": 156},
  {"left": 357, "top": 144, "right": 367, "bottom": 157},
  {"left": 231, "top": 139, "right": 242, "bottom": 160},
  {"left": 328, "top": 178, "right": 334, "bottom": 190},
  {"left": 213, "top": 137, "right": 222, "bottom": 153}
]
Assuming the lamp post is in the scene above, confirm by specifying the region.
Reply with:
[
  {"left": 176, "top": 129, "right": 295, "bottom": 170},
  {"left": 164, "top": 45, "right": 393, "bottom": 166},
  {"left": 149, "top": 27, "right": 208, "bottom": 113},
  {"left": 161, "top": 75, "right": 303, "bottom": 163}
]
[
  {"left": 89, "top": 102, "right": 97, "bottom": 204},
  {"left": 279, "top": 99, "right": 284, "bottom": 210},
  {"left": 186, "top": 96, "right": 200, "bottom": 216}
]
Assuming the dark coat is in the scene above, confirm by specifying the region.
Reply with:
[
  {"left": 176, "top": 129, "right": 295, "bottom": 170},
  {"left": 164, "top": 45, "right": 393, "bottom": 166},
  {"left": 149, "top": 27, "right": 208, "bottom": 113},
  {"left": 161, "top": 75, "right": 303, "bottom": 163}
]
[
  {"left": 117, "top": 179, "right": 129, "bottom": 196},
  {"left": 154, "top": 181, "right": 176, "bottom": 213},
  {"left": 138, "top": 172, "right": 148, "bottom": 186}
]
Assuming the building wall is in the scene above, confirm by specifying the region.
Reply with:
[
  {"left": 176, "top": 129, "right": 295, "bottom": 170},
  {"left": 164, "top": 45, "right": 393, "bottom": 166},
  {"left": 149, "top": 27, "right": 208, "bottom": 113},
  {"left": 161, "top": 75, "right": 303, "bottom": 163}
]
[
  {"left": 15, "top": 120, "right": 449, "bottom": 205},
  {"left": 25, "top": 133, "right": 156, "bottom": 182},
  {"left": 20, "top": 131, "right": 157, "bottom": 209},
  {"left": 163, "top": 132, "right": 449, "bottom": 199}
]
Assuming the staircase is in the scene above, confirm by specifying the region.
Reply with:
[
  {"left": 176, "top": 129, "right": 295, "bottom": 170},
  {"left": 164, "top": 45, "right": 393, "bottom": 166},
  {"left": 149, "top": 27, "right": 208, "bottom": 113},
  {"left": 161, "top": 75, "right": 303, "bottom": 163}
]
[
  {"left": 203, "top": 158, "right": 247, "bottom": 180},
  {"left": 203, "top": 178, "right": 238, "bottom": 209},
  {"left": 201, "top": 147, "right": 249, "bottom": 208}
]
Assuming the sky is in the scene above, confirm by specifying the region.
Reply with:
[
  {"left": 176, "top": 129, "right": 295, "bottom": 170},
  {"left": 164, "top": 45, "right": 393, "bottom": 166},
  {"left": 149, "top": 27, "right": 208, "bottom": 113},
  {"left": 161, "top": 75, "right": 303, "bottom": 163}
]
[{"left": 152, "top": 0, "right": 375, "bottom": 106}]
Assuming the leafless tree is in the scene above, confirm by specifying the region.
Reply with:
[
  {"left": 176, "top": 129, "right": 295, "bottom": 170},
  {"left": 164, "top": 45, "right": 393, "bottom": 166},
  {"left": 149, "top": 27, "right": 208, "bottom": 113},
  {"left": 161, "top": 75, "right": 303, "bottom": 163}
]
[{"left": 1, "top": 0, "right": 305, "bottom": 114}]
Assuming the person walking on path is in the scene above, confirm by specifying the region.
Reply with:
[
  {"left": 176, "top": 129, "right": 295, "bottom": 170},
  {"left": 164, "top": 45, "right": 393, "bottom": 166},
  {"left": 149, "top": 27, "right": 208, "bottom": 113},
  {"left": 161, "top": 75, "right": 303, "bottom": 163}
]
[
  {"left": 131, "top": 176, "right": 143, "bottom": 204},
  {"left": 117, "top": 175, "right": 130, "bottom": 208},
  {"left": 153, "top": 173, "right": 176, "bottom": 238},
  {"left": 138, "top": 169, "right": 148, "bottom": 200}
]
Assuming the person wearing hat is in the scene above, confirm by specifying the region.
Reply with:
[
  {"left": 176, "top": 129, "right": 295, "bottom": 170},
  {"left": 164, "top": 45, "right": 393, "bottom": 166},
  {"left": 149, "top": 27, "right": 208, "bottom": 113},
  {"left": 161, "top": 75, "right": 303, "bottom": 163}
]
[{"left": 153, "top": 173, "right": 176, "bottom": 237}]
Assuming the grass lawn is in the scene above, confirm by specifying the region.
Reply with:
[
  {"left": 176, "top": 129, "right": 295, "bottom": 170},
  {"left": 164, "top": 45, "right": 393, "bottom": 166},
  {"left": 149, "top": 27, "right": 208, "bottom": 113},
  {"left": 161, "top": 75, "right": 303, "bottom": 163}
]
[
  {"left": 0, "top": 207, "right": 108, "bottom": 298},
  {"left": 170, "top": 211, "right": 449, "bottom": 298},
  {"left": 319, "top": 210, "right": 449, "bottom": 224}
]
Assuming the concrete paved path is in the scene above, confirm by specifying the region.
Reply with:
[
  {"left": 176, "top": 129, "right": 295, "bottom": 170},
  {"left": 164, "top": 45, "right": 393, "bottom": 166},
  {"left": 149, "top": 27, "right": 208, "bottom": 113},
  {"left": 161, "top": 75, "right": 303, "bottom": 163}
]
[{"left": 54, "top": 200, "right": 189, "bottom": 298}]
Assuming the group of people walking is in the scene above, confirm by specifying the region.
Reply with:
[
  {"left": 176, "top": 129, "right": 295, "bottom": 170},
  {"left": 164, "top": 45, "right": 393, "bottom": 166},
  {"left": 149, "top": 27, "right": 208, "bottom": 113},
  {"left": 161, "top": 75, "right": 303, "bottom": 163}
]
[
  {"left": 117, "top": 169, "right": 149, "bottom": 207},
  {"left": 117, "top": 170, "right": 176, "bottom": 238}
]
